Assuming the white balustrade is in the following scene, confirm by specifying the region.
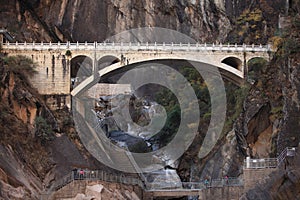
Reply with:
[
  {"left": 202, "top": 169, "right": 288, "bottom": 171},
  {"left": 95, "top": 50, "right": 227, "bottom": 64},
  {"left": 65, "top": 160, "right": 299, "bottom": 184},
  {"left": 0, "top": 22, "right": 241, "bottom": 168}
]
[{"left": 1, "top": 42, "right": 272, "bottom": 52}]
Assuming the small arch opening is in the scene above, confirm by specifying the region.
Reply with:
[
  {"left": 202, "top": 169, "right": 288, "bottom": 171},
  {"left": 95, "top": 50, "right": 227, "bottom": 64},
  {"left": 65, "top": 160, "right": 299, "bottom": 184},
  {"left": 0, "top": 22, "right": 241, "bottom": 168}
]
[
  {"left": 221, "top": 57, "right": 243, "bottom": 70},
  {"left": 70, "top": 55, "right": 93, "bottom": 90},
  {"left": 98, "top": 55, "right": 120, "bottom": 71},
  {"left": 247, "top": 57, "right": 268, "bottom": 81}
]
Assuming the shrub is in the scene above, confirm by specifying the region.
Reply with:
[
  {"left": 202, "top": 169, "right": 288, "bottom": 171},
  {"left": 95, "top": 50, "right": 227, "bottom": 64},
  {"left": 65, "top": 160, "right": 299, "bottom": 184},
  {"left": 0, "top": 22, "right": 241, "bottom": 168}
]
[
  {"left": 283, "top": 38, "right": 300, "bottom": 54},
  {"left": 269, "top": 106, "right": 283, "bottom": 122},
  {"left": 269, "top": 36, "right": 283, "bottom": 50},
  {"left": 3, "top": 55, "right": 37, "bottom": 78},
  {"left": 65, "top": 50, "right": 72, "bottom": 57},
  {"left": 35, "top": 116, "right": 54, "bottom": 144}
]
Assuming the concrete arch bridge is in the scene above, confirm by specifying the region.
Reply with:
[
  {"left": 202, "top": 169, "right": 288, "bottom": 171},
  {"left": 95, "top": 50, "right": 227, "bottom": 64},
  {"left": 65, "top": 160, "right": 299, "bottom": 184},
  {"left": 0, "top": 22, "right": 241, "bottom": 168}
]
[{"left": 2, "top": 42, "right": 271, "bottom": 107}]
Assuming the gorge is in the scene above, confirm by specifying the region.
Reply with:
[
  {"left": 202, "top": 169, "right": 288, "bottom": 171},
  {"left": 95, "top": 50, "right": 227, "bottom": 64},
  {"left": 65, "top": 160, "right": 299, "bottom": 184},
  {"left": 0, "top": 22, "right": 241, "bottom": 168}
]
[{"left": 0, "top": 0, "right": 300, "bottom": 199}]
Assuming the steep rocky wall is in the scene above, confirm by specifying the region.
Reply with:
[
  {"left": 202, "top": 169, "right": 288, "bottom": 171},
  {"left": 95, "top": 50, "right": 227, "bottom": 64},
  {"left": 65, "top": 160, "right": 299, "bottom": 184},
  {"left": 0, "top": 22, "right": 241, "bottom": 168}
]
[
  {"left": 0, "top": 57, "right": 56, "bottom": 199},
  {"left": 0, "top": 55, "right": 105, "bottom": 199},
  {"left": 1, "top": 0, "right": 232, "bottom": 42},
  {"left": 241, "top": 1, "right": 300, "bottom": 197},
  {"left": 1, "top": 0, "right": 288, "bottom": 46},
  {"left": 234, "top": 86, "right": 274, "bottom": 158},
  {"left": 1, "top": 0, "right": 285, "bottom": 44},
  {"left": 277, "top": 55, "right": 300, "bottom": 152}
]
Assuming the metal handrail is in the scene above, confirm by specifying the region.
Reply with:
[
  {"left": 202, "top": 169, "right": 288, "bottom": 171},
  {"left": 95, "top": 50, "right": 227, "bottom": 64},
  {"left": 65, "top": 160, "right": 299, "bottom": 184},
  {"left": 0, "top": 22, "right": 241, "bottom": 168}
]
[
  {"left": 51, "top": 169, "right": 243, "bottom": 193},
  {"left": 51, "top": 169, "right": 144, "bottom": 192},
  {"left": 278, "top": 147, "right": 296, "bottom": 165},
  {"left": 43, "top": 148, "right": 296, "bottom": 198},
  {"left": 41, "top": 175, "right": 244, "bottom": 200},
  {"left": 146, "top": 177, "right": 243, "bottom": 191},
  {"left": 244, "top": 147, "right": 296, "bottom": 169},
  {"left": 243, "top": 158, "right": 278, "bottom": 169}
]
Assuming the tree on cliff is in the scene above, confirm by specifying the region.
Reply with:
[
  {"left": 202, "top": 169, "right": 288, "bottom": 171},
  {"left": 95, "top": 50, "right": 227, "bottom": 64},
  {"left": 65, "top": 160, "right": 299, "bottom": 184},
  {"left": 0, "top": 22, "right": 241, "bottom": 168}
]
[{"left": 34, "top": 116, "right": 54, "bottom": 145}]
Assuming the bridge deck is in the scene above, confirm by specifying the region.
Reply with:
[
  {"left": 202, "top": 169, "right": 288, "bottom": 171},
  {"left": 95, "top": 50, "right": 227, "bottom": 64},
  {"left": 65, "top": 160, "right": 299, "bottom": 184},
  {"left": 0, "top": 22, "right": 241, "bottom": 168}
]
[{"left": 2, "top": 42, "right": 271, "bottom": 52}]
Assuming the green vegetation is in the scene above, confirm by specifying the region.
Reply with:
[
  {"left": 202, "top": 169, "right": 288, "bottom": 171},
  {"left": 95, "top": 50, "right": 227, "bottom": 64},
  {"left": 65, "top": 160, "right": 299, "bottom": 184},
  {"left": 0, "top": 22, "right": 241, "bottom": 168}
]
[
  {"left": 34, "top": 116, "right": 54, "bottom": 145},
  {"left": 281, "top": 38, "right": 300, "bottom": 55},
  {"left": 237, "top": 8, "right": 263, "bottom": 28},
  {"left": 248, "top": 58, "right": 268, "bottom": 73},
  {"left": 270, "top": 106, "right": 283, "bottom": 122},
  {"left": 65, "top": 50, "right": 72, "bottom": 57},
  {"left": 270, "top": 14, "right": 300, "bottom": 57},
  {"left": 3, "top": 55, "right": 37, "bottom": 81},
  {"left": 151, "top": 66, "right": 249, "bottom": 147},
  {"left": 269, "top": 36, "right": 283, "bottom": 50},
  {"left": 154, "top": 90, "right": 181, "bottom": 146},
  {"left": 152, "top": 66, "right": 208, "bottom": 146},
  {"left": 223, "top": 83, "right": 250, "bottom": 135},
  {"left": 233, "top": 8, "right": 266, "bottom": 43},
  {"left": 248, "top": 57, "right": 268, "bottom": 81}
]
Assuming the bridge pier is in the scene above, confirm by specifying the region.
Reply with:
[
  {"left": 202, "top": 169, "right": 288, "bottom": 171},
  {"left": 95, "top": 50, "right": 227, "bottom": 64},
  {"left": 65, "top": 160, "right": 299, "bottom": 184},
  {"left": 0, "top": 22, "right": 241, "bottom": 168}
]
[
  {"left": 93, "top": 47, "right": 98, "bottom": 78},
  {"left": 243, "top": 52, "right": 248, "bottom": 81}
]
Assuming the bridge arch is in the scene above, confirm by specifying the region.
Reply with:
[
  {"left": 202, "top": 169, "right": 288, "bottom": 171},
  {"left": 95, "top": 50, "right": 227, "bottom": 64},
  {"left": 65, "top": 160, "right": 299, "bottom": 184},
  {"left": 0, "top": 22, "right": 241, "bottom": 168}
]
[
  {"left": 98, "top": 55, "right": 120, "bottom": 71},
  {"left": 70, "top": 55, "right": 93, "bottom": 90},
  {"left": 71, "top": 58, "right": 244, "bottom": 97},
  {"left": 247, "top": 57, "right": 268, "bottom": 71},
  {"left": 247, "top": 57, "right": 268, "bottom": 80},
  {"left": 221, "top": 56, "right": 243, "bottom": 71}
]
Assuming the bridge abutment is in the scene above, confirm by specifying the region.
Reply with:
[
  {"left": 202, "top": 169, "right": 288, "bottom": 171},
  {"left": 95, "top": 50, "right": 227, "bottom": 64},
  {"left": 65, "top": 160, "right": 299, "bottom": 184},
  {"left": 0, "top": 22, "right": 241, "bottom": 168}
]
[
  {"left": 3, "top": 49, "right": 72, "bottom": 109},
  {"left": 198, "top": 186, "right": 244, "bottom": 200},
  {"left": 243, "top": 168, "right": 276, "bottom": 192}
]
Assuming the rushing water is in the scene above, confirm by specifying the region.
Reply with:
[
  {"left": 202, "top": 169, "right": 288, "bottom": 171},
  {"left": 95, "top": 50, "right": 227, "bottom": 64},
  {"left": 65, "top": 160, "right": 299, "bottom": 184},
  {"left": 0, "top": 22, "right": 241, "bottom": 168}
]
[{"left": 94, "top": 93, "right": 166, "bottom": 152}]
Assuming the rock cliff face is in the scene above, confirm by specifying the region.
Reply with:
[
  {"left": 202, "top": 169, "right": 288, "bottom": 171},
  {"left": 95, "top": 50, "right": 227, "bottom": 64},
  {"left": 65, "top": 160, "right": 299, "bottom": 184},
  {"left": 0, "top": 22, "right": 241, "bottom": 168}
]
[
  {"left": 177, "top": 2, "right": 300, "bottom": 197},
  {"left": 0, "top": 56, "right": 53, "bottom": 199},
  {"left": 0, "top": 55, "right": 108, "bottom": 199},
  {"left": 1, "top": 0, "right": 286, "bottom": 43},
  {"left": 1, "top": 0, "right": 232, "bottom": 42}
]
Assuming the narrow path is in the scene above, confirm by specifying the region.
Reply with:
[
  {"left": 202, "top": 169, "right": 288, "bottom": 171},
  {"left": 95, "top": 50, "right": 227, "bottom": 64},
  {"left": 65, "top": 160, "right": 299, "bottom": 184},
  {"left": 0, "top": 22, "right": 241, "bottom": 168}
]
[{"left": 44, "top": 147, "right": 296, "bottom": 199}]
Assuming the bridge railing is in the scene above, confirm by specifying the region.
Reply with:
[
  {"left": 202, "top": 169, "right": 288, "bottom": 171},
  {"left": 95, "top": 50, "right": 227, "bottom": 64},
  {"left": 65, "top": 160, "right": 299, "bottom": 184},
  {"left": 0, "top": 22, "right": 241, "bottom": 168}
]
[
  {"left": 244, "top": 147, "right": 297, "bottom": 169},
  {"left": 2, "top": 42, "right": 271, "bottom": 52}
]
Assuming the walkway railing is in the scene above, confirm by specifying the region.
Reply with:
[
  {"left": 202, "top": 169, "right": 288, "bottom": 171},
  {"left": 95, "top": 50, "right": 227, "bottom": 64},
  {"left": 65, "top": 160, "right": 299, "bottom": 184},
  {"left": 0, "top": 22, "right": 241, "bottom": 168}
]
[
  {"left": 277, "top": 147, "right": 296, "bottom": 165},
  {"left": 2, "top": 42, "right": 271, "bottom": 52},
  {"left": 42, "top": 145, "right": 296, "bottom": 198},
  {"left": 51, "top": 170, "right": 243, "bottom": 193},
  {"left": 44, "top": 147, "right": 296, "bottom": 197},
  {"left": 244, "top": 147, "right": 296, "bottom": 169},
  {"left": 146, "top": 177, "right": 243, "bottom": 191},
  {"left": 52, "top": 169, "right": 144, "bottom": 191},
  {"left": 244, "top": 158, "right": 278, "bottom": 169}
]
